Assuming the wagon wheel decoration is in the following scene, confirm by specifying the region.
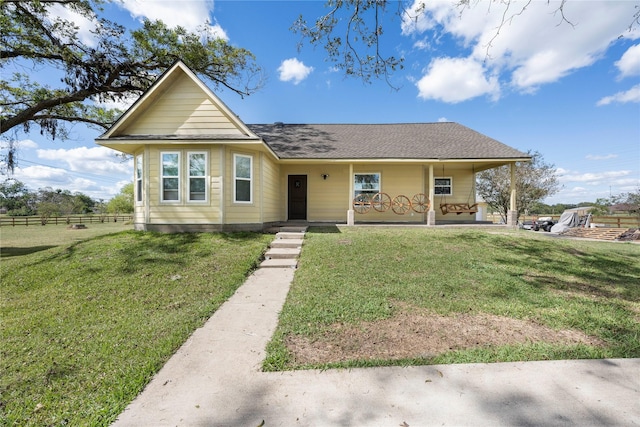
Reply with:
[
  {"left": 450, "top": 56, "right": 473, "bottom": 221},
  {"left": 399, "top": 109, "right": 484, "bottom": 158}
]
[
  {"left": 371, "top": 192, "right": 392, "bottom": 212},
  {"left": 352, "top": 193, "right": 372, "bottom": 214},
  {"left": 391, "top": 195, "right": 411, "bottom": 215},
  {"left": 411, "top": 193, "right": 430, "bottom": 213}
]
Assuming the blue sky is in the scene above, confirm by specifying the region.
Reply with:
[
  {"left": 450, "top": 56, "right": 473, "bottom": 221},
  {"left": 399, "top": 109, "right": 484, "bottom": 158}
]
[{"left": 6, "top": 0, "right": 640, "bottom": 204}]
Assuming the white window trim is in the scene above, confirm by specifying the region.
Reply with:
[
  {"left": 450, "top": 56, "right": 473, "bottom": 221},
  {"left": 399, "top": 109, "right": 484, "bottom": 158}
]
[
  {"left": 353, "top": 172, "right": 381, "bottom": 198},
  {"left": 161, "top": 151, "right": 181, "bottom": 203},
  {"left": 187, "top": 151, "right": 208, "bottom": 203},
  {"left": 233, "top": 153, "right": 253, "bottom": 204},
  {"left": 135, "top": 154, "right": 143, "bottom": 205},
  {"left": 434, "top": 176, "right": 453, "bottom": 196}
]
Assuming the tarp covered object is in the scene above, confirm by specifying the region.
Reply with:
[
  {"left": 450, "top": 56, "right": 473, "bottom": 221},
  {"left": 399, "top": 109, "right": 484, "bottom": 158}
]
[{"left": 551, "top": 211, "right": 579, "bottom": 233}]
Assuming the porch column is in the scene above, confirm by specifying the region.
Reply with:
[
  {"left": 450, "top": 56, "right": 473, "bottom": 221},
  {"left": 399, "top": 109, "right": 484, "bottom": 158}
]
[
  {"left": 347, "top": 163, "right": 354, "bottom": 226},
  {"left": 427, "top": 164, "right": 436, "bottom": 226},
  {"left": 507, "top": 162, "right": 518, "bottom": 228},
  {"left": 143, "top": 146, "right": 151, "bottom": 227}
]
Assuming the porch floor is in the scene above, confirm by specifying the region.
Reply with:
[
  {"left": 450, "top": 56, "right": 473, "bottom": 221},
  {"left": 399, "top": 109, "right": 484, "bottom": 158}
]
[{"left": 271, "top": 220, "right": 504, "bottom": 229}]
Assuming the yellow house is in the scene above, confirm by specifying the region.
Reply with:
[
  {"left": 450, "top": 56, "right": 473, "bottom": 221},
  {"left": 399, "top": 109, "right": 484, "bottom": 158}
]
[{"left": 97, "top": 61, "right": 530, "bottom": 232}]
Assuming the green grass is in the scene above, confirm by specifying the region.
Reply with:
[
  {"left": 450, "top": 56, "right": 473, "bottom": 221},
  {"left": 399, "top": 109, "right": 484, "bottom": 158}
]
[
  {"left": 264, "top": 227, "right": 640, "bottom": 371},
  {"left": 1, "top": 228, "right": 272, "bottom": 426},
  {"left": 1, "top": 222, "right": 132, "bottom": 256},
  {"left": 3, "top": 225, "right": 639, "bottom": 424}
]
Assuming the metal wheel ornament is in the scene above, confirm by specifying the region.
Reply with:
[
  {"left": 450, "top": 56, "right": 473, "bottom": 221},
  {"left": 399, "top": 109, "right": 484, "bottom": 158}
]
[
  {"left": 352, "top": 193, "right": 371, "bottom": 214},
  {"left": 391, "top": 195, "right": 411, "bottom": 215},
  {"left": 411, "top": 193, "right": 430, "bottom": 213},
  {"left": 371, "top": 192, "right": 392, "bottom": 212}
]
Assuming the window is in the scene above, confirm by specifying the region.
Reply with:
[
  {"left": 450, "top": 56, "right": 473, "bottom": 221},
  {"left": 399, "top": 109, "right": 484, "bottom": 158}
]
[
  {"left": 161, "top": 152, "right": 180, "bottom": 201},
  {"left": 354, "top": 173, "right": 380, "bottom": 198},
  {"left": 234, "top": 154, "right": 252, "bottom": 203},
  {"left": 188, "top": 152, "right": 207, "bottom": 201},
  {"left": 434, "top": 177, "right": 452, "bottom": 195},
  {"left": 135, "top": 154, "right": 143, "bottom": 203}
]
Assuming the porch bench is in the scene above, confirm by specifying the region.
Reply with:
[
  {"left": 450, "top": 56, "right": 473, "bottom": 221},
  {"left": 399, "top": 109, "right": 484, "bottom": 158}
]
[{"left": 440, "top": 203, "right": 478, "bottom": 215}]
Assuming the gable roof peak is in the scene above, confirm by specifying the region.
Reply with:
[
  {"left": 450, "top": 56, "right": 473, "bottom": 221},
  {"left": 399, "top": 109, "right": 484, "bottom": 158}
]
[{"left": 99, "top": 60, "right": 256, "bottom": 140}]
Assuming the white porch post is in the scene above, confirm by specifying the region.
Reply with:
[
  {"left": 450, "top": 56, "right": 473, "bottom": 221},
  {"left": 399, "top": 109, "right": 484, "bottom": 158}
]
[
  {"left": 507, "top": 162, "right": 518, "bottom": 228},
  {"left": 143, "top": 146, "right": 150, "bottom": 227},
  {"left": 347, "top": 163, "right": 354, "bottom": 226},
  {"left": 427, "top": 164, "right": 436, "bottom": 226}
]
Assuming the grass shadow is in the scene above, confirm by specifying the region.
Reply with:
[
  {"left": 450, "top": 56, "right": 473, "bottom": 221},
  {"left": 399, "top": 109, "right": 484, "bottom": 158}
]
[
  {"left": 498, "top": 238, "right": 640, "bottom": 303},
  {"left": 307, "top": 225, "right": 342, "bottom": 234},
  {"left": 0, "top": 246, "right": 56, "bottom": 257}
]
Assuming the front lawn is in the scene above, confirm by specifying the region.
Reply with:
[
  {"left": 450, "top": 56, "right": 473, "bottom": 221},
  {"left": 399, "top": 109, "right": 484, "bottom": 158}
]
[
  {"left": 264, "top": 227, "right": 640, "bottom": 370},
  {"left": 1, "top": 229, "right": 272, "bottom": 426}
]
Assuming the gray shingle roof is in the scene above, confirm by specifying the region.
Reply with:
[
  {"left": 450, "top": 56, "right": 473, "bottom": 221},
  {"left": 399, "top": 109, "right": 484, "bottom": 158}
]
[{"left": 248, "top": 122, "right": 528, "bottom": 160}]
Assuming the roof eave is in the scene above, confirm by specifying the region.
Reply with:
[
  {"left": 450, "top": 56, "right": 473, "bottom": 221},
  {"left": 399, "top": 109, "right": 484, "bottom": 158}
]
[{"left": 276, "top": 157, "right": 532, "bottom": 163}]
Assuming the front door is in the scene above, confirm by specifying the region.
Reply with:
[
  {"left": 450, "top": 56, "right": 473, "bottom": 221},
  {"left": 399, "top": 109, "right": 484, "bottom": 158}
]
[{"left": 288, "top": 175, "right": 307, "bottom": 220}]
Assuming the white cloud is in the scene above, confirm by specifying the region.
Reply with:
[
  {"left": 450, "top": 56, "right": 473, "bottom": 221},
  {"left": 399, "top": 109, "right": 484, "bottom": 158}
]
[
  {"left": 416, "top": 57, "right": 499, "bottom": 102},
  {"left": 585, "top": 154, "right": 618, "bottom": 160},
  {"left": 37, "top": 146, "right": 130, "bottom": 175},
  {"left": 94, "top": 93, "right": 139, "bottom": 113},
  {"left": 437, "top": 117, "right": 449, "bottom": 122},
  {"left": 404, "top": 0, "right": 640, "bottom": 102},
  {"left": 15, "top": 165, "right": 68, "bottom": 184},
  {"left": 278, "top": 58, "right": 314, "bottom": 85},
  {"left": 557, "top": 169, "right": 631, "bottom": 183},
  {"left": 401, "top": 0, "right": 449, "bottom": 36},
  {"left": 0, "top": 139, "right": 38, "bottom": 150},
  {"left": 413, "top": 39, "right": 430, "bottom": 50},
  {"left": 615, "top": 44, "right": 640, "bottom": 78},
  {"left": 597, "top": 83, "right": 640, "bottom": 106},
  {"left": 119, "top": 0, "right": 215, "bottom": 33},
  {"left": 17, "top": 139, "right": 39, "bottom": 150},
  {"left": 206, "top": 22, "right": 228, "bottom": 41},
  {"left": 49, "top": 3, "right": 99, "bottom": 47},
  {"left": 545, "top": 167, "right": 639, "bottom": 204},
  {"left": 13, "top": 147, "right": 132, "bottom": 199}
]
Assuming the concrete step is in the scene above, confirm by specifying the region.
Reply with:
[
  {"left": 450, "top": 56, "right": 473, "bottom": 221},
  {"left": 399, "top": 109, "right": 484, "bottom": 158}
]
[
  {"left": 260, "top": 258, "right": 298, "bottom": 269},
  {"left": 270, "top": 239, "right": 303, "bottom": 249},
  {"left": 265, "top": 248, "right": 301, "bottom": 259},
  {"left": 279, "top": 226, "right": 308, "bottom": 233},
  {"left": 276, "top": 231, "right": 306, "bottom": 240}
]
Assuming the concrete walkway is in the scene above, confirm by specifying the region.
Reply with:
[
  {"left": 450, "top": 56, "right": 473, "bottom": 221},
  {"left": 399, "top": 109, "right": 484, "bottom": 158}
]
[{"left": 112, "top": 233, "right": 640, "bottom": 426}]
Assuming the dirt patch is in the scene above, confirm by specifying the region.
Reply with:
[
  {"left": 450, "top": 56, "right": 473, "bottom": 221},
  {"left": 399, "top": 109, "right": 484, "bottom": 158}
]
[{"left": 286, "top": 305, "right": 605, "bottom": 365}]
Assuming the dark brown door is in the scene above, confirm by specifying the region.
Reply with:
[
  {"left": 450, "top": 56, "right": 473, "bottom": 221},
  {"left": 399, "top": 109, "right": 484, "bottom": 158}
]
[{"left": 288, "top": 175, "right": 307, "bottom": 220}]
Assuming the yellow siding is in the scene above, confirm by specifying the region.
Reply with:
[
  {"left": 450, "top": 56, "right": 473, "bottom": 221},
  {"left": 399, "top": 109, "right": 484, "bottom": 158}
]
[
  {"left": 430, "top": 166, "right": 477, "bottom": 222},
  {"left": 121, "top": 73, "right": 245, "bottom": 136},
  {"left": 353, "top": 164, "right": 425, "bottom": 223},
  {"left": 136, "top": 142, "right": 479, "bottom": 228},
  {"left": 146, "top": 145, "right": 223, "bottom": 225},
  {"left": 261, "top": 155, "right": 283, "bottom": 222},
  {"left": 133, "top": 210, "right": 145, "bottom": 225},
  {"left": 280, "top": 164, "right": 351, "bottom": 222},
  {"left": 224, "top": 148, "right": 263, "bottom": 224}
]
